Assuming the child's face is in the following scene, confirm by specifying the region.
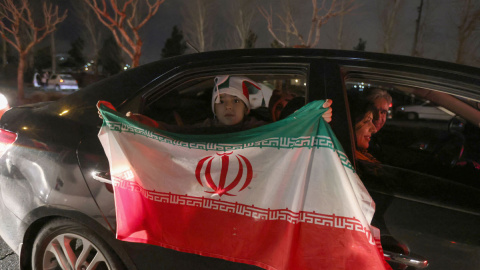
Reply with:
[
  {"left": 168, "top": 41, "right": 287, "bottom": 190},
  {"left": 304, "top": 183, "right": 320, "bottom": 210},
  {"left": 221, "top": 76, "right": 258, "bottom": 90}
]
[{"left": 214, "top": 94, "right": 248, "bottom": 126}]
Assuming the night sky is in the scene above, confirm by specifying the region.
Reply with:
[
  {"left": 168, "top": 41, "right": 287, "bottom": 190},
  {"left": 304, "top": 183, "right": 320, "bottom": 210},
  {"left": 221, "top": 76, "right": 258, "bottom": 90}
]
[{"left": 47, "top": 0, "right": 471, "bottom": 66}]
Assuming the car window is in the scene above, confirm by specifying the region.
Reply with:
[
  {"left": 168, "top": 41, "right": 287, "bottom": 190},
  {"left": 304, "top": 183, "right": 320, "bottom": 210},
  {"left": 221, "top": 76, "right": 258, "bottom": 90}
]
[
  {"left": 345, "top": 78, "right": 480, "bottom": 187},
  {"left": 141, "top": 73, "right": 307, "bottom": 132},
  {"left": 60, "top": 75, "right": 74, "bottom": 80}
]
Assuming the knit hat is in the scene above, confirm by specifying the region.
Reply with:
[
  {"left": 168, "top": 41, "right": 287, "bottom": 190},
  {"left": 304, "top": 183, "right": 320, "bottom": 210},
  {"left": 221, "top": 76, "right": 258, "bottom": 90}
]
[{"left": 211, "top": 75, "right": 261, "bottom": 114}]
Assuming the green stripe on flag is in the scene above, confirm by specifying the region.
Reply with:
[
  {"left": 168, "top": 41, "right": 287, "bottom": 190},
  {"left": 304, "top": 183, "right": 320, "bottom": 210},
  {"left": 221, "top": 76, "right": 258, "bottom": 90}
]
[{"left": 98, "top": 100, "right": 354, "bottom": 172}]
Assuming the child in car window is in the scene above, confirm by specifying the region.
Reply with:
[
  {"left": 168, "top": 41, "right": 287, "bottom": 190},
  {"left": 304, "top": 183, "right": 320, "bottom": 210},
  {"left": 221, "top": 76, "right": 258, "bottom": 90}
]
[
  {"left": 209, "top": 75, "right": 268, "bottom": 130},
  {"left": 119, "top": 75, "right": 332, "bottom": 133}
]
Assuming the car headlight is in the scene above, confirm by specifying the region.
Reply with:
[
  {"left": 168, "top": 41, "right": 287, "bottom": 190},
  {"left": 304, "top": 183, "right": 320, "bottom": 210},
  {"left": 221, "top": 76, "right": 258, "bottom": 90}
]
[{"left": 0, "top": 93, "right": 9, "bottom": 110}]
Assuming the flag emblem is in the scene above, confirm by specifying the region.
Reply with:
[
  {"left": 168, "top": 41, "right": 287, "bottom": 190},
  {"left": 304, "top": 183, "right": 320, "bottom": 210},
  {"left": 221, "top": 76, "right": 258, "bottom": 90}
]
[{"left": 195, "top": 152, "right": 253, "bottom": 196}]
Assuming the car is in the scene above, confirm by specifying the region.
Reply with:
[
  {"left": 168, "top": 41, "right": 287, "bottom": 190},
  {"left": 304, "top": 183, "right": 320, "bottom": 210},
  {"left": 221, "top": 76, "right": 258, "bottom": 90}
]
[
  {"left": 395, "top": 100, "right": 456, "bottom": 121},
  {"left": 0, "top": 49, "right": 479, "bottom": 270},
  {"left": 47, "top": 73, "right": 79, "bottom": 91}
]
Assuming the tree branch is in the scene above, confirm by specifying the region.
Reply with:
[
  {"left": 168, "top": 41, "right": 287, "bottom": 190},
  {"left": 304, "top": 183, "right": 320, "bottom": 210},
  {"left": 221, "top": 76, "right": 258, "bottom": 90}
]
[
  {"left": 258, "top": 5, "right": 286, "bottom": 47},
  {"left": 83, "top": 0, "right": 163, "bottom": 66}
]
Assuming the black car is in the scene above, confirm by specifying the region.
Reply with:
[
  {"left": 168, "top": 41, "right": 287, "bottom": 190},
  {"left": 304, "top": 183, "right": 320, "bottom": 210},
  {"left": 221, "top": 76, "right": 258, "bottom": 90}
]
[{"left": 0, "top": 49, "right": 479, "bottom": 270}]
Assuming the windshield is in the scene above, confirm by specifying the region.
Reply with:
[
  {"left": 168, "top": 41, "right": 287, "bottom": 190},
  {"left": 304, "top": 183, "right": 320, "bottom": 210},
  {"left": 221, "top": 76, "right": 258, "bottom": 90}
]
[{"left": 60, "top": 75, "right": 74, "bottom": 80}]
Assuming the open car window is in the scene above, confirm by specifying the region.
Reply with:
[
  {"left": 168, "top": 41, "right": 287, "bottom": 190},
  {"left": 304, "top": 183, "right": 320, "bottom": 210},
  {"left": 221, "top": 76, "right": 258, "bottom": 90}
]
[
  {"left": 345, "top": 78, "right": 480, "bottom": 187},
  {"left": 141, "top": 74, "right": 307, "bottom": 130}
]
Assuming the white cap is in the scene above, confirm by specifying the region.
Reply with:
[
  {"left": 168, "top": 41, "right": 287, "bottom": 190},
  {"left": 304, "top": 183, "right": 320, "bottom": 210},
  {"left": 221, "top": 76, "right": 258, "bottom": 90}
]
[{"left": 211, "top": 75, "right": 261, "bottom": 114}]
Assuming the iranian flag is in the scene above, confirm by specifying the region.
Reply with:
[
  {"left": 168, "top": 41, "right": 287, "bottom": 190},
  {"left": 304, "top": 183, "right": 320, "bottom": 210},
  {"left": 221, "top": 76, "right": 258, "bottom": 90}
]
[{"left": 98, "top": 100, "right": 390, "bottom": 270}]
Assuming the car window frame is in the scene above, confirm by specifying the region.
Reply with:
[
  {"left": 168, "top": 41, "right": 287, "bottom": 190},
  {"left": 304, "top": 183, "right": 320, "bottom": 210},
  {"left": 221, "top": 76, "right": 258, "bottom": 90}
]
[
  {"left": 341, "top": 66, "right": 480, "bottom": 178},
  {"left": 122, "top": 62, "right": 313, "bottom": 117},
  {"left": 341, "top": 66, "right": 480, "bottom": 128},
  {"left": 342, "top": 66, "right": 480, "bottom": 101}
]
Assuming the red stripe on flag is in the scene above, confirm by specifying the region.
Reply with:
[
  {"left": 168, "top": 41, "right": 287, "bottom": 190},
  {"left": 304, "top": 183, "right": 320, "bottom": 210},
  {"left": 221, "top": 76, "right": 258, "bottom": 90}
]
[
  {"left": 195, "top": 156, "right": 211, "bottom": 187},
  {"left": 113, "top": 181, "right": 388, "bottom": 270}
]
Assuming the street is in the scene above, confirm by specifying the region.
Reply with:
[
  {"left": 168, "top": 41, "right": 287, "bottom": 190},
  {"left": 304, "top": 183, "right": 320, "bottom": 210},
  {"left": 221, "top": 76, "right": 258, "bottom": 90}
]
[{"left": 0, "top": 236, "right": 19, "bottom": 270}]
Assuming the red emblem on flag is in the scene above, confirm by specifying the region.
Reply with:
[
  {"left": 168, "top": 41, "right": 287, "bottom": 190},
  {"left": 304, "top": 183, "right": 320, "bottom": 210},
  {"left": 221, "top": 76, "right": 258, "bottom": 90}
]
[{"left": 195, "top": 152, "right": 253, "bottom": 196}]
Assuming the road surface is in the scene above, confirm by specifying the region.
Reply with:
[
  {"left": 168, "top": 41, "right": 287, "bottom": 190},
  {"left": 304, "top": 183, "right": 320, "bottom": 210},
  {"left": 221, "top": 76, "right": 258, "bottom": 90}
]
[{"left": 0, "top": 236, "right": 19, "bottom": 270}]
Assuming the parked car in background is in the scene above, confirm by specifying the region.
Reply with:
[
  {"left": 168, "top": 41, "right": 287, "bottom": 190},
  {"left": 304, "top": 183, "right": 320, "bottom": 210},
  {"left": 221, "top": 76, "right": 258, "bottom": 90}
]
[
  {"left": 47, "top": 73, "right": 79, "bottom": 91},
  {"left": 0, "top": 49, "right": 479, "bottom": 270},
  {"left": 396, "top": 100, "right": 456, "bottom": 121}
]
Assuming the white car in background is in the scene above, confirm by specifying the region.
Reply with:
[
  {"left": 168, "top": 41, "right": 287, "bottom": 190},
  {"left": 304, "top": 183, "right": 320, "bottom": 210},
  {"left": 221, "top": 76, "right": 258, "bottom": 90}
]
[
  {"left": 48, "top": 74, "right": 79, "bottom": 91},
  {"left": 396, "top": 100, "right": 455, "bottom": 121}
]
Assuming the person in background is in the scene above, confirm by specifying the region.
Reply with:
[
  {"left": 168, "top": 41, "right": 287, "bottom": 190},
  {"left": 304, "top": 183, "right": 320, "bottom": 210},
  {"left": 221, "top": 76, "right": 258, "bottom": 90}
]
[
  {"left": 41, "top": 72, "right": 49, "bottom": 89},
  {"left": 268, "top": 90, "right": 297, "bottom": 122}
]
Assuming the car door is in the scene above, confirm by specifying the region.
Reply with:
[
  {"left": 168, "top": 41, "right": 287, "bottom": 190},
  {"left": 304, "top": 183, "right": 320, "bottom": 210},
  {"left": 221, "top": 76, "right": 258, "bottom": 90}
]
[
  {"left": 48, "top": 74, "right": 57, "bottom": 87},
  {"left": 330, "top": 61, "right": 480, "bottom": 270},
  {"left": 76, "top": 56, "right": 328, "bottom": 269}
]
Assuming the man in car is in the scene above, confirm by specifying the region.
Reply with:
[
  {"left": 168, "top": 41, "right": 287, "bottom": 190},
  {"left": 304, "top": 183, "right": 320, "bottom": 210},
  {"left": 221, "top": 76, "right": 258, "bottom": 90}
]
[{"left": 365, "top": 88, "right": 392, "bottom": 161}]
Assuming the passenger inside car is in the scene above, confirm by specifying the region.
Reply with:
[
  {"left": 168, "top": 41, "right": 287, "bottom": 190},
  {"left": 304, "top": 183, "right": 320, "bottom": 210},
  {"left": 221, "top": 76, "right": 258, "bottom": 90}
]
[
  {"left": 346, "top": 80, "right": 480, "bottom": 189},
  {"left": 350, "top": 98, "right": 379, "bottom": 164},
  {"left": 365, "top": 88, "right": 392, "bottom": 161},
  {"left": 126, "top": 75, "right": 266, "bottom": 132},
  {"left": 124, "top": 75, "right": 333, "bottom": 133},
  {"left": 268, "top": 89, "right": 296, "bottom": 122}
]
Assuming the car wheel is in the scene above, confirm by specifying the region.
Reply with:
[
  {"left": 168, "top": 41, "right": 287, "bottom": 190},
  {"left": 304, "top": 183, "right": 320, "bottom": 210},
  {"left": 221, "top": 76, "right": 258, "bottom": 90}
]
[
  {"left": 32, "top": 218, "right": 125, "bottom": 270},
  {"left": 406, "top": 112, "right": 418, "bottom": 120},
  {"left": 55, "top": 85, "right": 61, "bottom": 91}
]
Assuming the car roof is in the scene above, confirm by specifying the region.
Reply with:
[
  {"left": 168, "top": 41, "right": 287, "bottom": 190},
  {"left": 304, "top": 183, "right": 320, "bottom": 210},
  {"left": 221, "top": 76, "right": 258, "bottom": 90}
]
[
  {"left": 169, "top": 48, "right": 480, "bottom": 78},
  {"left": 39, "top": 49, "right": 480, "bottom": 123}
]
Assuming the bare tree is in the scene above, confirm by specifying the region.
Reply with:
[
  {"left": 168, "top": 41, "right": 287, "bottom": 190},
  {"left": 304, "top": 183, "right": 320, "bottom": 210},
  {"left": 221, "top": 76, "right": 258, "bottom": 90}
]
[
  {"left": 336, "top": 0, "right": 346, "bottom": 49},
  {"left": 84, "top": 0, "right": 164, "bottom": 67},
  {"left": 258, "top": 0, "right": 297, "bottom": 48},
  {"left": 378, "top": 0, "right": 405, "bottom": 54},
  {"left": 229, "top": 0, "right": 256, "bottom": 49},
  {"left": 72, "top": 1, "right": 107, "bottom": 73},
  {"left": 409, "top": 0, "right": 436, "bottom": 58},
  {"left": 51, "top": 29, "right": 56, "bottom": 73},
  {"left": 1, "top": 37, "right": 6, "bottom": 67},
  {"left": 411, "top": 0, "right": 424, "bottom": 56},
  {"left": 259, "top": 0, "right": 357, "bottom": 48},
  {"left": 182, "top": 0, "right": 214, "bottom": 52},
  {"left": 455, "top": 0, "right": 480, "bottom": 65},
  {"left": 0, "top": 0, "right": 67, "bottom": 103}
]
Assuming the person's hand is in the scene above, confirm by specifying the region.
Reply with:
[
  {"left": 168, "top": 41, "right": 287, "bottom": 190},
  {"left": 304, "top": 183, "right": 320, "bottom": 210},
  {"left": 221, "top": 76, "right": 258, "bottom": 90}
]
[
  {"left": 322, "top": 99, "right": 333, "bottom": 123},
  {"left": 97, "top": 100, "right": 116, "bottom": 120},
  {"left": 126, "top": 112, "right": 160, "bottom": 128}
]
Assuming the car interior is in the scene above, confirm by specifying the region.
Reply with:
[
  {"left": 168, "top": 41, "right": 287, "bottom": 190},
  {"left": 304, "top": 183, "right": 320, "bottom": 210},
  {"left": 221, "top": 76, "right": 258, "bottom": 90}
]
[
  {"left": 141, "top": 74, "right": 308, "bottom": 129},
  {"left": 345, "top": 78, "right": 480, "bottom": 188}
]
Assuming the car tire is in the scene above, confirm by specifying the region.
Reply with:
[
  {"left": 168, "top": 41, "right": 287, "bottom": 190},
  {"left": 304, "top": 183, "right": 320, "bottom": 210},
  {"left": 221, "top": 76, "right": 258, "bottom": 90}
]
[
  {"left": 31, "top": 218, "right": 126, "bottom": 270},
  {"left": 55, "top": 85, "right": 60, "bottom": 91}
]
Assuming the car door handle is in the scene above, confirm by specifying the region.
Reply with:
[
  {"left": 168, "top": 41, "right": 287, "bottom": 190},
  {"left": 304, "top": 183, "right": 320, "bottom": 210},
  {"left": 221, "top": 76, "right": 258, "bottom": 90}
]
[
  {"left": 384, "top": 251, "right": 429, "bottom": 268},
  {"left": 92, "top": 171, "right": 112, "bottom": 184}
]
